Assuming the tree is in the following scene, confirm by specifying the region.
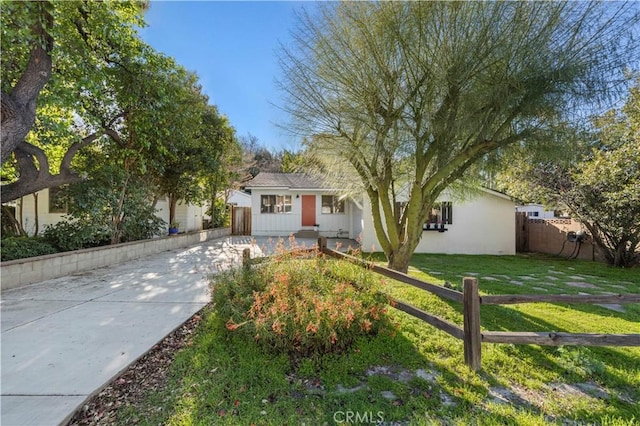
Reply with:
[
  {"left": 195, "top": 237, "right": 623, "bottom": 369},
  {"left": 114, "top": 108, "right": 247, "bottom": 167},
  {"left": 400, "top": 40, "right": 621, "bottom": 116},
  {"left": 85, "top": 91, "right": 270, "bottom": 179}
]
[
  {"left": 156, "top": 103, "right": 241, "bottom": 227},
  {"left": 498, "top": 83, "right": 640, "bottom": 267},
  {"left": 279, "top": 2, "right": 639, "bottom": 272},
  {"left": 1, "top": 1, "right": 146, "bottom": 203}
]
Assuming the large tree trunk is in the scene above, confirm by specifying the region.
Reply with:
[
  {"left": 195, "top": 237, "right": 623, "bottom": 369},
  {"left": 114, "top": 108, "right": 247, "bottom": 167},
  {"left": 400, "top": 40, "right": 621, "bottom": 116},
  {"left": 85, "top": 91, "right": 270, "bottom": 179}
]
[
  {"left": 169, "top": 194, "right": 178, "bottom": 227},
  {"left": 1, "top": 2, "right": 53, "bottom": 165},
  {"left": 0, "top": 204, "right": 26, "bottom": 237},
  {"left": 33, "top": 192, "right": 39, "bottom": 236}
]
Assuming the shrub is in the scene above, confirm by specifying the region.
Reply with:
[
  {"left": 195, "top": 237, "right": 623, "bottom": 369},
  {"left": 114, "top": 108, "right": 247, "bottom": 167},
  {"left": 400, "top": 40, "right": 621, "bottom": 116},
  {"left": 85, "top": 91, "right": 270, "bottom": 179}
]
[
  {"left": 212, "top": 249, "right": 391, "bottom": 356},
  {"left": 42, "top": 221, "right": 110, "bottom": 252},
  {"left": 0, "top": 237, "right": 58, "bottom": 261}
]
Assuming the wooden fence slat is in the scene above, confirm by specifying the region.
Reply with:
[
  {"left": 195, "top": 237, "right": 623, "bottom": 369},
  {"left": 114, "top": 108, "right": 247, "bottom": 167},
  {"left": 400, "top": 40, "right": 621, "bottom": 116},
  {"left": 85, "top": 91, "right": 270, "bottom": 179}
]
[
  {"left": 483, "top": 293, "right": 640, "bottom": 305},
  {"left": 482, "top": 331, "right": 640, "bottom": 347},
  {"left": 322, "top": 248, "right": 464, "bottom": 303},
  {"left": 481, "top": 293, "right": 640, "bottom": 305},
  {"left": 389, "top": 297, "right": 464, "bottom": 340},
  {"left": 463, "top": 277, "right": 482, "bottom": 371},
  {"left": 243, "top": 243, "right": 640, "bottom": 368}
]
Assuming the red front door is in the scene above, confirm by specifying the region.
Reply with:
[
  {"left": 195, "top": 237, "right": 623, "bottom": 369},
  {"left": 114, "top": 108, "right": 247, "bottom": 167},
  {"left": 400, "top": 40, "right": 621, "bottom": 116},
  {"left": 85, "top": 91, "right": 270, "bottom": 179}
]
[{"left": 301, "top": 195, "right": 316, "bottom": 226}]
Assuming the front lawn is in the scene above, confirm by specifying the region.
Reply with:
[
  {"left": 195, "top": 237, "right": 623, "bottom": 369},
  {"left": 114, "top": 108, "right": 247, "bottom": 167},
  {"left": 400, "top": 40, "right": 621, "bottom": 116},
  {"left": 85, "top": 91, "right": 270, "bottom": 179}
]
[{"left": 111, "top": 253, "right": 639, "bottom": 425}]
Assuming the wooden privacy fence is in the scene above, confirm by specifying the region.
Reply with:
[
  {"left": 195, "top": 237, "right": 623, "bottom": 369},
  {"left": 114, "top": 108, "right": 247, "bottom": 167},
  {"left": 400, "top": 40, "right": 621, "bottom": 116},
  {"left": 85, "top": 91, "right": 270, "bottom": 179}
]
[
  {"left": 241, "top": 238, "right": 640, "bottom": 371},
  {"left": 231, "top": 206, "right": 251, "bottom": 236}
]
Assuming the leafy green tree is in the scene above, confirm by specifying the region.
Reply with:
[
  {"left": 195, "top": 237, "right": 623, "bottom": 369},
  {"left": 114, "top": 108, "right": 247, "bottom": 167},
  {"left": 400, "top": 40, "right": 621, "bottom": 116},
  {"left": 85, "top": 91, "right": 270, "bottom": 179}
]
[
  {"left": 279, "top": 2, "right": 638, "bottom": 272},
  {"left": 199, "top": 108, "right": 241, "bottom": 228},
  {"left": 45, "top": 164, "right": 164, "bottom": 249},
  {"left": 498, "top": 83, "right": 640, "bottom": 267},
  {"left": 1, "top": 1, "right": 147, "bottom": 203}
]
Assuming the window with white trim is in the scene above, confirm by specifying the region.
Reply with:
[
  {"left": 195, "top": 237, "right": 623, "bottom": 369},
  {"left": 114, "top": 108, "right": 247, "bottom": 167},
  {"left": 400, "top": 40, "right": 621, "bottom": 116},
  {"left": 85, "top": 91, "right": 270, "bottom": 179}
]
[
  {"left": 321, "top": 195, "right": 345, "bottom": 214},
  {"left": 261, "top": 195, "right": 292, "bottom": 213}
]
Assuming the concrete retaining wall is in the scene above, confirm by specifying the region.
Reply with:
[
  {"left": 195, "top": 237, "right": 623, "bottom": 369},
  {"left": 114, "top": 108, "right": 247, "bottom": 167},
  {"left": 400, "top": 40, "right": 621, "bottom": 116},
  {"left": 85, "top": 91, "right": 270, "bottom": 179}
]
[{"left": 0, "top": 228, "right": 230, "bottom": 292}]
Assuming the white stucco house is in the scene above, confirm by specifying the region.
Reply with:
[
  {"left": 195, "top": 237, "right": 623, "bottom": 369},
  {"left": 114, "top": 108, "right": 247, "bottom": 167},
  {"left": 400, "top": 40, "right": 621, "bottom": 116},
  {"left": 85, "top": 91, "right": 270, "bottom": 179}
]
[
  {"left": 243, "top": 172, "right": 515, "bottom": 255},
  {"left": 15, "top": 187, "right": 206, "bottom": 236}
]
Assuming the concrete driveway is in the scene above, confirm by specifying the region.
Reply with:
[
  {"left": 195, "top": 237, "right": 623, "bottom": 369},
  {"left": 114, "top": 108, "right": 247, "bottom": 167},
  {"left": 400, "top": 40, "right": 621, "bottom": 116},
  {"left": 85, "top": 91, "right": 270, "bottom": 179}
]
[
  {"left": 0, "top": 236, "right": 254, "bottom": 426},
  {"left": 0, "top": 235, "right": 358, "bottom": 425}
]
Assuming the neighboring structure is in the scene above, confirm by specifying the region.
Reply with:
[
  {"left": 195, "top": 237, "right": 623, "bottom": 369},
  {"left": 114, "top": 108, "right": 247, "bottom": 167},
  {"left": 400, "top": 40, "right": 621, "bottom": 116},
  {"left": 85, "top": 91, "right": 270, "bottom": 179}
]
[
  {"left": 516, "top": 203, "right": 556, "bottom": 219},
  {"left": 243, "top": 173, "right": 515, "bottom": 255},
  {"left": 226, "top": 189, "right": 252, "bottom": 207},
  {"left": 15, "top": 188, "right": 206, "bottom": 236}
]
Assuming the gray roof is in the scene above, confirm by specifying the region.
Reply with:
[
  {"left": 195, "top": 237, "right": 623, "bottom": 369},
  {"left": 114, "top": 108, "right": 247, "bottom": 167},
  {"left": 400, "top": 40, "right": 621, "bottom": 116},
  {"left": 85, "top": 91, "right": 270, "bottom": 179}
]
[{"left": 243, "top": 172, "right": 330, "bottom": 189}]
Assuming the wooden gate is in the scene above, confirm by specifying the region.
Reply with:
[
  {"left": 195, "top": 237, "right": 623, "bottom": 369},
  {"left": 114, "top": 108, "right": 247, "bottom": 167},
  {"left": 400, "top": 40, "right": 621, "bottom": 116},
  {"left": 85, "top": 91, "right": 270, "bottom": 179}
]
[
  {"left": 231, "top": 206, "right": 251, "bottom": 235},
  {"left": 515, "top": 212, "right": 529, "bottom": 253}
]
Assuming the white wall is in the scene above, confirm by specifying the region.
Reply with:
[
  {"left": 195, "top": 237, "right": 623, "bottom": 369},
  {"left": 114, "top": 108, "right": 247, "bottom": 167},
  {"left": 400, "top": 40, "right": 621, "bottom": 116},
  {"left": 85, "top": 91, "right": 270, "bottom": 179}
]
[
  {"left": 227, "top": 190, "right": 251, "bottom": 207},
  {"left": 361, "top": 191, "right": 515, "bottom": 255},
  {"left": 516, "top": 204, "right": 555, "bottom": 219},
  {"left": 250, "top": 189, "right": 352, "bottom": 237},
  {"left": 175, "top": 201, "right": 205, "bottom": 232},
  {"left": 16, "top": 189, "right": 67, "bottom": 236},
  {"left": 17, "top": 190, "right": 203, "bottom": 236}
]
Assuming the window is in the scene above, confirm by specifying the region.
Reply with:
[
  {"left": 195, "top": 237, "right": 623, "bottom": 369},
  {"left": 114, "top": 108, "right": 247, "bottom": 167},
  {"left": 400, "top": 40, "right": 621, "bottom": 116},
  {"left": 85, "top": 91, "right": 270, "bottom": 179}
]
[
  {"left": 528, "top": 211, "right": 539, "bottom": 217},
  {"left": 261, "top": 195, "right": 292, "bottom": 213},
  {"left": 426, "top": 202, "right": 452, "bottom": 225},
  {"left": 321, "top": 195, "right": 345, "bottom": 214},
  {"left": 49, "top": 187, "right": 68, "bottom": 213}
]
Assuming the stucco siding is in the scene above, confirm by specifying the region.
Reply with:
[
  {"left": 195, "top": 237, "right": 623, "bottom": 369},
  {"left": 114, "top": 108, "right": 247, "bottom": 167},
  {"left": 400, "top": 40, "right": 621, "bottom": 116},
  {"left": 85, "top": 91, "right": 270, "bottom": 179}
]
[
  {"left": 361, "top": 191, "right": 515, "bottom": 255},
  {"left": 16, "top": 190, "right": 205, "bottom": 235},
  {"left": 16, "top": 189, "right": 66, "bottom": 236}
]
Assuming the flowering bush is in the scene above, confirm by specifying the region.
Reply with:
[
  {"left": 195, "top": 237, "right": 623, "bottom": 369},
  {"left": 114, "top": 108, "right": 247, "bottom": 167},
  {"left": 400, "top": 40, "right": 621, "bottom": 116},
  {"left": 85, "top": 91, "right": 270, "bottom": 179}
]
[{"left": 212, "top": 248, "right": 391, "bottom": 356}]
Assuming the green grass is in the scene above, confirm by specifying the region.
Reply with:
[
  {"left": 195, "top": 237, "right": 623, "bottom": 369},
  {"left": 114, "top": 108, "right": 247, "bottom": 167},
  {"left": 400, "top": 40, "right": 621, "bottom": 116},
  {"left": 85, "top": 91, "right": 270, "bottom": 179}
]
[{"left": 115, "top": 253, "right": 640, "bottom": 425}]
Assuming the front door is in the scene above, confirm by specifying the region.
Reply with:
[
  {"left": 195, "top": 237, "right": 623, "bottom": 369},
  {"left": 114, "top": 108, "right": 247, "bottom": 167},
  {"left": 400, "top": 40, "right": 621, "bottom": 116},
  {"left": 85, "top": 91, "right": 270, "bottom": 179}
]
[{"left": 301, "top": 195, "right": 316, "bottom": 226}]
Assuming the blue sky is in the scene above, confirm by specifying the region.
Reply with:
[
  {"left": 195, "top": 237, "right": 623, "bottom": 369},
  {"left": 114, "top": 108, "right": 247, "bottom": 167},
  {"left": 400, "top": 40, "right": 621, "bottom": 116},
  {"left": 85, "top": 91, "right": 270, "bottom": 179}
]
[{"left": 140, "top": 1, "right": 307, "bottom": 151}]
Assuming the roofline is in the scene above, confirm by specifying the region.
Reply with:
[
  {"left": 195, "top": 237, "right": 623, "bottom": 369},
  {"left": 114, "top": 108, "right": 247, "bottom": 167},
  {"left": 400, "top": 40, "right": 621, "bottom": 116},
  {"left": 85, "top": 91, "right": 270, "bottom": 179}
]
[
  {"left": 479, "top": 186, "right": 513, "bottom": 201},
  {"left": 244, "top": 186, "right": 341, "bottom": 192}
]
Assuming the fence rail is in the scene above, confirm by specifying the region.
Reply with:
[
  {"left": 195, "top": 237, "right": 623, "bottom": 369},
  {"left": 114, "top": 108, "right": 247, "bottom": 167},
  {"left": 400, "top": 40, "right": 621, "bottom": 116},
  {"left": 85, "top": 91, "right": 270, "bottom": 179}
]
[{"left": 241, "top": 238, "right": 640, "bottom": 371}]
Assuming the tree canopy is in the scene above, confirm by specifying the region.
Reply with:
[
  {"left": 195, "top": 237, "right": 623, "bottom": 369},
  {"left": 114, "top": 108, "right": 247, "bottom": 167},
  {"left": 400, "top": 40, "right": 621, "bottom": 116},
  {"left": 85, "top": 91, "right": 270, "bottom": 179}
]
[
  {"left": 279, "top": 1, "right": 639, "bottom": 271},
  {"left": 1, "top": 0, "right": 242, "bottom": 244},
  {"left": 1, "top": 1, "right": 147, "bottom": 202},
  {"left": 497, "top": 82, "right": 640, "bottom": 267}
]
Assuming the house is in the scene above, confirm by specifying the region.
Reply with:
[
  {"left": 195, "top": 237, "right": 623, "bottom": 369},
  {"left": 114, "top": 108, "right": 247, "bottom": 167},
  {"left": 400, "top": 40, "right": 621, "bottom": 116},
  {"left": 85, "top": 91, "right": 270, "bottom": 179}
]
[
  {"left": 516, "top": 203, "right": 556, "bottom": 219},
  {"left": 243, "top": 173, "right": 360, "bottom": 239},
  {"left": 243, "top": 172, "right": 516, "bottom": 255},
  {"left": 361, "top": 187, "right": 515, "bottom": 255},
  {"left": 15, "top": 187, "right": 206, "bottom": 236}
]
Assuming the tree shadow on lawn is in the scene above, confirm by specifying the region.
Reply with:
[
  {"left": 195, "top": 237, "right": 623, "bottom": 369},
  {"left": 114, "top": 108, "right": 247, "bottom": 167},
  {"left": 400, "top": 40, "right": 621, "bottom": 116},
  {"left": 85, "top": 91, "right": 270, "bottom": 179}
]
[
  {"left": 477, "top": 304, "right": 640, "bottom": 402},
  {"left": 138, "top": 309, "right": 549, "bottom": 425}
]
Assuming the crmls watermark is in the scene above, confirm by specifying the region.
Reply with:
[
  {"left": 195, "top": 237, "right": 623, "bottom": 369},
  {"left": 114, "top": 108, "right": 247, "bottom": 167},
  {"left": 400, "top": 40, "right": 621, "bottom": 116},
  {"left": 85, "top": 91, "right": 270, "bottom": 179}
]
[{"left": 333, "top": 410, "right": 385, "bottom": 424}]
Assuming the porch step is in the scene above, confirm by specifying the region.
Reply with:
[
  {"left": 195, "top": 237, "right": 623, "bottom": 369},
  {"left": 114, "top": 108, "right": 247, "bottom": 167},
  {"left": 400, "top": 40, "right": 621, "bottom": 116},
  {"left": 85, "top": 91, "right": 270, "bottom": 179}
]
[{"left": 294, "top": 230, "right": 319, "bottom": 239}]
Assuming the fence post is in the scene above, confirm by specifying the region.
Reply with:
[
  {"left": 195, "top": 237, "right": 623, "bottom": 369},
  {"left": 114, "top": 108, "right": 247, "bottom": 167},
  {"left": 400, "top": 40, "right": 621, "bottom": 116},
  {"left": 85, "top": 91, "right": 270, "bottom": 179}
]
[
  {"left": 463, "top": 277, "right": 481, "bottom": 371},
  {"left": 242, "top": 248, "right": 251, "bottom": 268},
  {"left": 318, "top": 236, "right": 327, "bottom": 253}
]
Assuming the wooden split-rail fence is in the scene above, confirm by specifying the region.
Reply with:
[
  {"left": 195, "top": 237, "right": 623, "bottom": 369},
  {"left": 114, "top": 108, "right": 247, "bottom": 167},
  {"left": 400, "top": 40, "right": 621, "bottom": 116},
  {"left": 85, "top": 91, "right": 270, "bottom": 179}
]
[{"left": 241, "top": 237, "right": 640, "bottom": 371}]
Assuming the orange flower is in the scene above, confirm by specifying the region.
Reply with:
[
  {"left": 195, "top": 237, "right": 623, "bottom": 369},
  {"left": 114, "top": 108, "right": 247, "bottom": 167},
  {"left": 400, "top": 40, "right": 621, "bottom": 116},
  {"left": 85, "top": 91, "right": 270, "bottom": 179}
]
[
  {"left": 271, "top": 320, "right": 283, "bottom": 334},
  {"left": 361, "top": 319, "right": 372, "bottom": 332},
  {"left": 226, "top": 319, "right": 239, "bottom": 331}
]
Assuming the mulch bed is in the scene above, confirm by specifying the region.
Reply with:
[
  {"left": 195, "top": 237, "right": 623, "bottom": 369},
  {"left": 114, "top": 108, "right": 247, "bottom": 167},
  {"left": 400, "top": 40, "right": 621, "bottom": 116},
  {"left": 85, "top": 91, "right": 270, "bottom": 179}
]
[{"left": 66, "top": 309, "right": 205, "bottom": 425}]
